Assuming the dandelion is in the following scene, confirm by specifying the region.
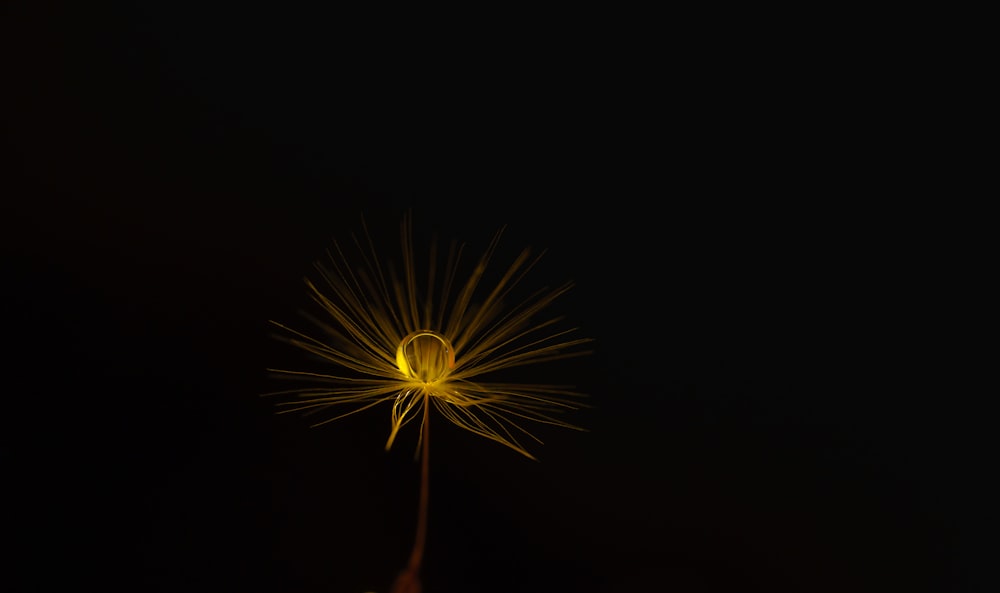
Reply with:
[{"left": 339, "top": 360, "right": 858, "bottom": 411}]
[{"left": 267, "top": 214, "right": 590, "bottom": 593}]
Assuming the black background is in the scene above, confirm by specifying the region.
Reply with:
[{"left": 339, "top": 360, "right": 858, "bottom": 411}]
[{"left": 2, "top": 4, "right": 984, "bottom": 593}]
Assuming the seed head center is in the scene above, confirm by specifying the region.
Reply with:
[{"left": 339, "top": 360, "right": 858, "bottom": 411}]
[{"left": 396, "top": 330, "right": 455, "bottom": 384}]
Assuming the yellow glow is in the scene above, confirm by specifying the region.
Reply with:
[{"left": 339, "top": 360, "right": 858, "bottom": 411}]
[
  {"left": 395, "top": 331, "right": 455, "bottom": 383},
  {"left": 267, "top": 214, "right": 591, "bottom": 459}
]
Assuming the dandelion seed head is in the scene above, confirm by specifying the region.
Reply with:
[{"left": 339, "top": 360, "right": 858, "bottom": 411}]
[{"left": 267, "top": 214, "right": 590, "bottom": 459}]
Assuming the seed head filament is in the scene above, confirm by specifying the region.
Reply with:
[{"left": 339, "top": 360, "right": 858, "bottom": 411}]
[{"left": 385, "top": 330, "right": 456, "bottom": 454}]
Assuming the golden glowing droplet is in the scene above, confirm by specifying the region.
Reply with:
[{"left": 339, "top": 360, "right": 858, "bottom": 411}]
[{"left": 395, "top": 330, "right": 455, "bottom": 383}]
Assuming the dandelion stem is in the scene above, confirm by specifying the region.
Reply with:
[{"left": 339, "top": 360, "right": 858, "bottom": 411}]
[
  {"left": 410, "top": 393, "right": 431, "bottom": 573},
  {"left": 390, "top": 392, "right": 430, "bottom": 593}
]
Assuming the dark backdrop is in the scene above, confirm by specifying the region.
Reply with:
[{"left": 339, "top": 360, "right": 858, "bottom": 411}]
[{"left": 2, "top": 4, "right": 982, "bottom": 593}]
